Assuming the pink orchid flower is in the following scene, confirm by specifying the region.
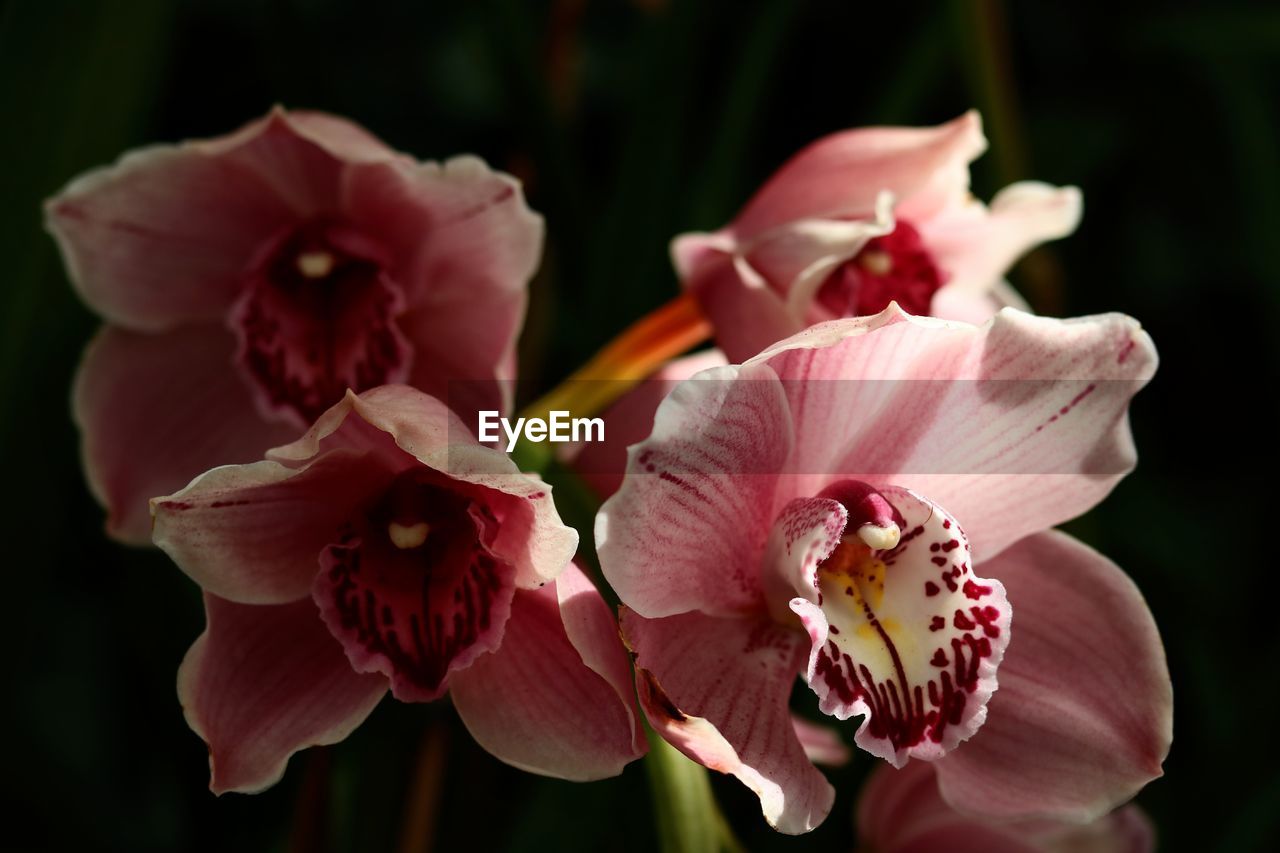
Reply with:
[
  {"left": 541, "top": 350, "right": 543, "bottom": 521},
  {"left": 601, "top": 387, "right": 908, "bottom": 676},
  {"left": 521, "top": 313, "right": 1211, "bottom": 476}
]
[
  {"left": 150, "top": 385, "right": 645, "bottom": 792},
  {"left": 672, "top": 112, "right": 1082, "bottom": 361},
  {"left": 597, "top": 306, "right": 1171, "bottom": 833},
  {"left": 48, "top": 108, "right": 541, "bottom": 543},
  {"left": 857, "top": 759, "right": 1153, "bottom": 853}
]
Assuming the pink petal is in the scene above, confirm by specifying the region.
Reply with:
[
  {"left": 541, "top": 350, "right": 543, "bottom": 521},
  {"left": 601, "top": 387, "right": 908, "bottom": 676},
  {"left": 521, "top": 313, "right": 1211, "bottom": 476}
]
[
  {"left": 752, "top": 305, "right": 1158, "bottom": 560},
  {"left": 200, "top": 108, "right": 394, "bottom": 218},
  {"left": 622, "top": 608, "right": 833, "bottom": 834},
  {"left": 857, "top": 760, "right": 1154, "bottom": 853},
  {"left": 934, "top": 531, "right": 1171, "bottom": 822},
  {"left": 152, "top": 447, "right": 393, "bottom": 604},
  {"left": 179, "top": 593, "right": 386, "bottom": 794},
  {"left": 727, "top": 111, "right": 985, "bottom": 241},
  {"left": 596, "top": 362, "right": 793, "bottom": 618},
  {"left": 45, "top": 141, "right": 294, "bottom": 333},
  {"left": 923, "top": 181, "right": 1083, "bottom": 301},
  {"left": 72, "top": 325, "right": 297, "bottom": 544},
  {"left": 270, "top": 386, "right": 578, "bottom": 590},
  {"left": 677, "top": 248, "right": 808, "bottom": 363},
  {"left": 563, "top": 349, "right": 729, "bottom": 499},
  {"left": 344, "top": 156, "right": 543, "bottom": 413},
  {"left": 450, "top": 564, "right": 646, "bottom": 780},
  {"left": 791, "top": 716, "right": 851, "bottom": 767}
]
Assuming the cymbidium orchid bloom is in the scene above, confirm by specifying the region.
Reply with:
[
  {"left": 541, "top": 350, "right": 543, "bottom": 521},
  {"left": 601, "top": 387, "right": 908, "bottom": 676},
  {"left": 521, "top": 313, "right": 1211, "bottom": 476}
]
[
  {"left": 672, "top": 111, "right": 1082, "bottom": 361},
  {"left": 856, "top": 760, "right": 1154, "bottom": 853},
  {"left": 48, "top": 107, "right": 541, "bottom": 543},
  {"left": 597, "top": 305, "right": 1171, "bottom": 833},
  {"left": 151, "top": 385, "right": 645, "bottom": 792}
]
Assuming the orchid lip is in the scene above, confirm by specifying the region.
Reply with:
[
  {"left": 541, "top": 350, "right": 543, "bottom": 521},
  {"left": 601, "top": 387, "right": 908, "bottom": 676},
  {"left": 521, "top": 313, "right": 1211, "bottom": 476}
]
[{"left": 789, "top": 482, "right": 1011, "bottom": 767}]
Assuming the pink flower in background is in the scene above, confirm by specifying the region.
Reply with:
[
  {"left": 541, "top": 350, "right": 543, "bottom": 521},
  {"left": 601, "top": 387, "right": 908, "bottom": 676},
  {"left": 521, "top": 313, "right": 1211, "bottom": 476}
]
[
  {"left": 856, "top": 759, "right": 1153, "bottom": 853},
  {"left": 152, "top": 385, "right": 645, "bottom": 792},
  {"left": 672, "top": 112, "right": 1082, "bottom": 361},
  {"left": 597, "top": 306, "right": 1170, "bottom": 833},
  {"left": 48, "top": 108, "right": 542, "bottom": 543}
]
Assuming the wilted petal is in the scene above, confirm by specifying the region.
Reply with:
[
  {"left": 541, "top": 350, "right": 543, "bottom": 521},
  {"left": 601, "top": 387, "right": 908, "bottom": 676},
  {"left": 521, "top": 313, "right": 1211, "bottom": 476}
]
[
  {"left": 597, "top": 363, "right": 793, "bottom": 618},
  {"left": 934, "top": 531, "right": 1171, "bottom": 822},
  {"left": 622, "top": 608, "right": 833, "bottom": 834},
  {"left": 179, "top": 593, "right": 386, "bottom": 794},
  {"left": 451, "top": 564, "right": 646, "bottom": 780},
  {"left": 73, "top": 325, "right": 296, "bottom": 544}
]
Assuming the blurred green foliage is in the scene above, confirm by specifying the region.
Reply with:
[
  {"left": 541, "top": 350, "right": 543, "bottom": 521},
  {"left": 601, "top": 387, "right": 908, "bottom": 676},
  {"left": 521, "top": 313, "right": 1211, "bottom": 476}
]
[{"left": 2, "top": 0, "right": 1277, "bottom": 850}]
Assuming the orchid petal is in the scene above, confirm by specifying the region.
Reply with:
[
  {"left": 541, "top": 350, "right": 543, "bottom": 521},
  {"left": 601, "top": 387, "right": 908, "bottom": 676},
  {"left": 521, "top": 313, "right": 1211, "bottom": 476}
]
[
  {"left": 622, "top": 608, "right": 833, "bottom": 834},
  {"left": 597, "top": 362, "right": 793, "bottom": 618},
  {"left": 152, "top": 448, "right": 391, "bottom": 605},
  {"left": 564, "top": 349, "right": 730, "bottom": 499},
  {"left": 729, "top": 112, "right": 986, "bottom": 240},
  {"left": 72, "top": 325, "right": 296, "bottom": 544},
  {"left": 451, "top": 564, "right": 646, "bottom": 780},
  {"left": 751, "top": 305, "right": 1157, "bottom": 559},
  {"left": 935, "top": 531, "right": 1171, "bottom": 822},
  {"left": 178, "top": 593, "right": 385, "bottom": 794},
  {"left": 923, "top": 181, "right": 1082, "bottom": 299}
]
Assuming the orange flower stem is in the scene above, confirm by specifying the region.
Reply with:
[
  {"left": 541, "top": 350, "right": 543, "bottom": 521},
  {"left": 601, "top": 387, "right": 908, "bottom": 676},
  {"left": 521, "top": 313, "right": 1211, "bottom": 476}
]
[{"left": 518, "top": 291, "right": 712, "bottom": 426}]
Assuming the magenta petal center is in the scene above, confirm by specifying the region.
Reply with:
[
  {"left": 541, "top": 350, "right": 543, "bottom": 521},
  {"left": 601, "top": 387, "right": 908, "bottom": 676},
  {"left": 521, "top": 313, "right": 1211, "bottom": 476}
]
[
  {"left": 797, "top": 482, "right": 1010, "bottom": 766},
  {"left": 232, "top": 219, "right": 412, "bottom": 427},
  {"left": 816, "top": 219, "right": 946, "bottom": 317},
  {"left": 313, "top": 470, "right": 517, "bottom": 702}
]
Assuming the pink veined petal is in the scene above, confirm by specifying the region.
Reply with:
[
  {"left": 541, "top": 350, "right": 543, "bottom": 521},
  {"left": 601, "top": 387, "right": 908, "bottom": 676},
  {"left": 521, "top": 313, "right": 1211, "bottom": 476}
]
[
  {"left": 152, "top": 448, "right": 392, "bottom": 605},
  {"left": 179, "top": 593, "right": 386, "bottom": 794},
  {"left": 791, "top": 716, "right": 851, "bottom": 767},
  {"left": 45, "top": 142, "right": 294, "bottom": 332},
  {"left": 563, "top": 349, "right": 729, "bottom": 499},
  {"left": 793, "top": 487, "right": 1010, "bottom": 767},
  {"left": 759, "top": 496, "right": 847, "bottom": 624},
  {"left": 857, "top": 760, "right": 1154, "bottom": 853},
  {"left": 450, "top": 565, "right": 646, "bottom": 780},
  {"left": 596, "top": 362, "right": 795, "bottom": 618},
  {"left": 922, "top": 181, "right": 1082, "bottom": 299},
  {"left": 273, "top": 109, "right": 402, "bottom": 165},
  {"left": 752, "top": 305, "right": 1158, "bottom": 560},
  {"left": 72, "top": 324, "right": 297, "bottom": 545},
  {"left": 268, "top": 386, "right": 578, "bottom": 590},
  {"left": 622, "top": 608, "right": 834, "bottom": 834},
  {"left": 934, "top": 531, "right": 1171, "bottom": 823},
  {"left": 728, "top": 111, "right": 986, "bottom": 241}
]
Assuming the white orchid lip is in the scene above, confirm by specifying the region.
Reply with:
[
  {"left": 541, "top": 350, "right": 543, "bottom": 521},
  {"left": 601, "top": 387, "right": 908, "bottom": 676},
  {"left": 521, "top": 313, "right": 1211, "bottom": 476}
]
[{"left": 793, "top": 482, "right": 1011, "bottom": 768}]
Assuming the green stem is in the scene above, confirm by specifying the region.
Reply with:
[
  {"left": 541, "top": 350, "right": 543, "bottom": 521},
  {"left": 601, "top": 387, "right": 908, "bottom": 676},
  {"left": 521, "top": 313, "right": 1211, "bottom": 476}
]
[{"left": 644, "top": 728, "right": 742, "bottom": 853}]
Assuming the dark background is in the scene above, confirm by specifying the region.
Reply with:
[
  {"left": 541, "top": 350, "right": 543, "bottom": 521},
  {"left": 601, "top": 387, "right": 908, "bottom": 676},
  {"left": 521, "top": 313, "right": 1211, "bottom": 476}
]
[{"left": 2, "top": 0, "right": 1277, "bottom": 850}]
